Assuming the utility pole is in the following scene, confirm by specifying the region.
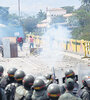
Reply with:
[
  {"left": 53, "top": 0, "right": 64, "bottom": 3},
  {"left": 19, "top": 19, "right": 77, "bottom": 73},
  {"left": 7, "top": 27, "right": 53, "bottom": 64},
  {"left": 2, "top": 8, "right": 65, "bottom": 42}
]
[
  {"left": 18, "top": 0, "right": 21, "bottom": 24},
  {"left": 18, "top": 0, "right": 20, "bottom": 17}
]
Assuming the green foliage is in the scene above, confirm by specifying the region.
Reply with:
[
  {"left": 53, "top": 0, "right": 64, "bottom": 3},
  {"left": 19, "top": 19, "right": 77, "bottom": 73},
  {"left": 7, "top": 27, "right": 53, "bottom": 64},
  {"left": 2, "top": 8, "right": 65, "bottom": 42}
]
[
  {"left": 37, "top": 10, "right": 46, "bottom": 23},
  {"left": 62, "top": 6, "right": 74, "bottom": 13},
  {"left": 76, "top": 9, "right": 89, "bottom": 27},
  {"left": 72, "top": 24, "right": 90, "bottom": 40},
  {"left": 81, "top": 0, "right": 90, "bottom": 5},
  {"left": 68, "top": 16, "right": 79, "bottom": 27},
  {"left": 21, "top": 10, "right": 46, "bottom": 33},
  {"left": 22, "top": 16, "right": 38, "bottom": 32},
  {"left": 71, "top": 1, "right": 90, "bottom": 41}
]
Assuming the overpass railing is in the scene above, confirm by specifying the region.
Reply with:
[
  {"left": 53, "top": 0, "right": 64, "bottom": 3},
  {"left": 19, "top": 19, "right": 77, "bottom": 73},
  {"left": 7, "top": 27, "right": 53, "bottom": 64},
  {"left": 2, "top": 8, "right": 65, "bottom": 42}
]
[
  {"left": 63, "top": 39, "right": 90, "bottom": 58},
  {"left": 26, "top": 34, "right": 90, "bottom": 58}
]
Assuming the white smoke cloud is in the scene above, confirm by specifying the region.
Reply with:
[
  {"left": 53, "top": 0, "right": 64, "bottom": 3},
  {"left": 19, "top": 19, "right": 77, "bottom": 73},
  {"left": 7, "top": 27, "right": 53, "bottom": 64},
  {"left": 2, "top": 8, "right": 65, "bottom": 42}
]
[{"left": 40, "top": 24, "right": 71, "bottom": 68}]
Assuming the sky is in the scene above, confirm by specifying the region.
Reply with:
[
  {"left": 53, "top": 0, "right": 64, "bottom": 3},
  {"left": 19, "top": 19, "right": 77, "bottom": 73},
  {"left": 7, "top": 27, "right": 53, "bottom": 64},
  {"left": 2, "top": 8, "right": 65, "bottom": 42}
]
[{"left": 0, "top": 0, "right": 81, "bottom": 16}]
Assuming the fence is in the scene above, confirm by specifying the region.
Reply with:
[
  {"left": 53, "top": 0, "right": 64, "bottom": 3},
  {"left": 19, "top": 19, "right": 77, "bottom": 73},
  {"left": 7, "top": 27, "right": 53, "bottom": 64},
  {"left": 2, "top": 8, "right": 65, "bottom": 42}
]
[
  {"left": 63, "top": 39, "right": 90, "bottom": 58},
  {"left": 26, "top": 34, "right": 90, "bottom": 58}
]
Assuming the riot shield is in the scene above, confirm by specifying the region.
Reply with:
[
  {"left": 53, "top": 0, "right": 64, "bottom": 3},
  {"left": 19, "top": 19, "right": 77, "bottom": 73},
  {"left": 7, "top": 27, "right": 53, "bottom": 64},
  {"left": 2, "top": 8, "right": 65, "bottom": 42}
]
[{"left": 78, "top": 63, "right": 90, "bottom": 88}]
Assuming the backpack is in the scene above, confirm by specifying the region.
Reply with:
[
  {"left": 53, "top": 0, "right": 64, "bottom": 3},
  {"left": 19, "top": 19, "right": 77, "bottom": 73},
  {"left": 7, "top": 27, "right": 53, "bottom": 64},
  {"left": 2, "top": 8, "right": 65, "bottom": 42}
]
[
  {"left": 14, "top": 85, "right": 26, "bottom": 100},
  {"left": 5, "top": 83, "right": 19, "bottom": 100}
]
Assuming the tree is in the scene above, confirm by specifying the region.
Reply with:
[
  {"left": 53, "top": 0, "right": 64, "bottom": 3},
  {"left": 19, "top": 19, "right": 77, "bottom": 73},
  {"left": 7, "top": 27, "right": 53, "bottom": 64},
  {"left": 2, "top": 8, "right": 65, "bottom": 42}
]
[
  {"left": 21, "top": 10, "right": 46, "bottom": 33},
  {"left": 68, "top": 16, "right": 79, "bottom": 27},
  {"left": 62, "top": 6, "right": 74, "bottom": 13},
  {"left": 36, "top": 10, "right": 46, "bottom": 22},
  {"left": 81, "top": 0, "right": 90, "bottom": 5},
  {"left": 22, "top": 16, "right": 38, "bottom": 32}
]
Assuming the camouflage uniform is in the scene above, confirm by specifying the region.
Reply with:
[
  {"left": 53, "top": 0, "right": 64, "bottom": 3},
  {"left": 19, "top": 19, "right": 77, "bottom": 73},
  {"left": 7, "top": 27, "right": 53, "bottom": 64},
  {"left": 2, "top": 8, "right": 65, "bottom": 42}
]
[
  {"left": 5, "top": 82, "right": 20, "bottom": 100},
  {"left": 32, "top": 89, "right": 48, "bottom": 100},
  {"left": 0, "top": 75, "right": 15, "bottom": 89},
  {"left": 80, "top": 87, "right": 90, "bottom": 100},
  {"left": 0, "top": 87, "right": 7, "bottom": 100},
  {"left": 59, "top": 91, "right": 82, "bottom": 100},
  {"left": 14, "top": 85, "right": 33, "bottom": 100},
  {"left": 23, "top": 89, "right": 33, "bottom": 100}
]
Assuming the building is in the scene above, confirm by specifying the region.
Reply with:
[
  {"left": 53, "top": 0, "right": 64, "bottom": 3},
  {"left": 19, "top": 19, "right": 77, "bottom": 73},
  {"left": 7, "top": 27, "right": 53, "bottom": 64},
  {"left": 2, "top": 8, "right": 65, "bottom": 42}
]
[
  {"left": 46, "top": 8, "right": 66, "bottom": 24},
  {"left": 37, "top": 7, "right": 67, "bottom": 32}
]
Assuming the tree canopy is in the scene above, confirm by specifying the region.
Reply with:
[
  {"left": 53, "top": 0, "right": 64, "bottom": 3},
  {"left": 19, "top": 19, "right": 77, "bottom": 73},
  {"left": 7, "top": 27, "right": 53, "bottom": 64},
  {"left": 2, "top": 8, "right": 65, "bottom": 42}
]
[
  {"left": 70, "top": 0, "right": 90, "bottom": 40},
  {"left": 62, "top": 6, "right": 74, "bottom": 13}
]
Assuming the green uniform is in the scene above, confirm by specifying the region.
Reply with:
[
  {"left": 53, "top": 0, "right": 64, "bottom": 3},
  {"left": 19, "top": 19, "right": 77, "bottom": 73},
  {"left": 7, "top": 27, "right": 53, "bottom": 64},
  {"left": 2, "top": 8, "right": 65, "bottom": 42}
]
[
  {"left": 59, "top": 91, "right": 82, "bottom": 100},
  {"left": 32, "top": 89, "right": 48, "bottom": 100}
]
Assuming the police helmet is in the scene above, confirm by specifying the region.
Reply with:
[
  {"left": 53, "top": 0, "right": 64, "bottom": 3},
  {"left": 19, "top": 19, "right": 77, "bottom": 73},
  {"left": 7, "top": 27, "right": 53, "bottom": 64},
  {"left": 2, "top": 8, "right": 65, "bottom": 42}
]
[
  {"left": 82, "top": 75, "right": 88, "bottom": 87},
  {"left": 65, "top": 69, "right": 75, "bottom": 79},
  {"left": 85, "top": 77, "right": 90, "bottom": 88},
  {"left": 0, "top": 66, "right": 4, "bottom": 75},
  {"left": 47, "top": 83, "right": 60, "bottom": 99},
  {"left": 14, "top": 70, "right": 25, "bottom": 81},
  {"left": 33, "top": 79, "right": 46, "bottom": 90},
  {"left": 65, "top": 78, "right": 74, "bottom": 91},
  {"left": 7, "top": 68, "right": 17, "bottom": 77},
  {"left": 23, "top": 75, "right": 34, "bottom": 88},
  {"left": 45, "top": 74, "right": 52, "bottom": 80}
]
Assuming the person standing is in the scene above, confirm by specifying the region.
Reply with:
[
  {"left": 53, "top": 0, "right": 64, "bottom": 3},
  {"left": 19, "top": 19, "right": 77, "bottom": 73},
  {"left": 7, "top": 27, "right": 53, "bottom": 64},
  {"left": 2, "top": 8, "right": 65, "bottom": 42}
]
[
  {"left": 59, "top": 78, "right": 81, "bottom": 100},
  {"left": 30, "top": 36, "right": 34, "bottom": 48},
  {"left": 17, "top": 37, "right": 23, "bottom": 51},
  {"left": 80, "top": 77, "right": 90, "bottom": 100}
]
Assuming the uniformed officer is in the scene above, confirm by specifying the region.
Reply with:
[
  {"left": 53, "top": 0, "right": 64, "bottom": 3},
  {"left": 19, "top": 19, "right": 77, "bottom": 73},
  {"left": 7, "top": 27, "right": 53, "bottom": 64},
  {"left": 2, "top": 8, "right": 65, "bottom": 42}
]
[
  {"left": 59, "top": 78, "right": 81, "bottom": 100},
  {"left": 45, "top": 74, "right": 53, "bottom": 87},
  {"left": 80, "top": 76, "right": 90, "bottom": 100},
  {"left": 32, "top": 79, "right": 48, "bottom": 100},
  {"left": 0, "top": 87, "right": 7, "bottom": 100},
  {"left": 0, "top": 65, "right": 4, "bottom": 81},
  {"left": 47, "top": 83, "right": 60, "bottom": 100},
  {"left": 63, "top": 69, "right": 80, "bottom": 96},
  {"left": 15, "top": 74, "right": 35, "bottom": 100},
  {"left": 45, "top": 73, "right": 59, "bottom": 87},
  {"left": 0, "top": 68, "right": 17, "bottom": 89},
  {"left": 5, "top": 70, "right": 25, "bottom": 100}
]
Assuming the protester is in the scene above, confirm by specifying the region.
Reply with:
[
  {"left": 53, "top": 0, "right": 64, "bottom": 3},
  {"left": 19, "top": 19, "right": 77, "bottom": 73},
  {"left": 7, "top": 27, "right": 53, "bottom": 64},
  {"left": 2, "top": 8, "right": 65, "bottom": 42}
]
[
  {"left": 30, "top": 36, "right": 34, "bottom": 48},
  {"left": 17, "top": 37, "right": 23, "bottom": 51}
]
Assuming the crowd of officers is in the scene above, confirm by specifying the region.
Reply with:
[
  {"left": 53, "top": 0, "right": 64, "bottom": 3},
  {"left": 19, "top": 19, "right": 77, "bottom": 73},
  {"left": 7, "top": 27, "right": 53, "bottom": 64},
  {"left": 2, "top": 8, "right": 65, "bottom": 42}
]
[{"left": 0, "top": 65, "right": 90, "bottom": 100}]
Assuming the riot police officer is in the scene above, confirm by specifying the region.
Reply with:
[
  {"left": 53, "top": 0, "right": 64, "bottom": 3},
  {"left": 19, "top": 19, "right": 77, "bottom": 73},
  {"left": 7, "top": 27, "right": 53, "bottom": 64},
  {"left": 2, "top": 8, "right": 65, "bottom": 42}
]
[
  {"left": 0, "top": 68, "right": 17, "bottom": 89},
  {"left": 0, "top": 87, "right": 7, "bottom": 100},
  {"left": 45, "top": 73, "right": 59, "bottom": 87},
  {"left": 45, "top": 74, "right": 53, "bottom": 87},
  {"left": 0, "top": 65, "right": 4, "bottom": 81},
  {"left": 14, "top": 74, "right": 35, "bottom": 100},
  {"left": 81, "top": 75, "right": 88, "bottom": 89},
  {"left": 32, "top": 79, "right": 48, "bottom": 100},
  {"left": 80, "top": 77, "right": 90, "bottom": 100},
  {"left": 5, "top": 70, "right": 25, "bottom": 100},
  {"left": 59, "top": 78, "right": 81, "bottom": 100},
  {"left": 63, "top": 69, "right": 80, "bottom": 96},
  {"left": 47, "top": 83, "right": 60, "bottom": 100}
]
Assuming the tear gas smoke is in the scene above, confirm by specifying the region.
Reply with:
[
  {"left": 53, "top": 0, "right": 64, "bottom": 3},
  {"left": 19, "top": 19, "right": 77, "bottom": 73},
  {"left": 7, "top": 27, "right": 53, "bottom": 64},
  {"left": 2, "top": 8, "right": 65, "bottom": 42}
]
[
  {"left": 40, "top": 24, "right": 71, "bottom": 70},
  {"left": 0, "top": 24, "right": 24, "bottom": 44}
]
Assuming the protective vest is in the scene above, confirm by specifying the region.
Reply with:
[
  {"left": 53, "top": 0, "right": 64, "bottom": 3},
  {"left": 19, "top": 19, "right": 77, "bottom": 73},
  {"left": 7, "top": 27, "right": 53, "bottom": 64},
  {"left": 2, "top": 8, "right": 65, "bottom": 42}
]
[
  {"left": 32, "top": 89, "right": 48, "bottom": 100},
  {"left": 0, "top": 88, "right": 7, "bottom": 100},
  {"left": 80, "top": 88, "right": 90, "bottom": 100},
  {"left": 5, "top": 83, "right": 20, "bottom": 100},
  {"left": 14, "top": 85, "right": 29, "bottom": 100}
]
